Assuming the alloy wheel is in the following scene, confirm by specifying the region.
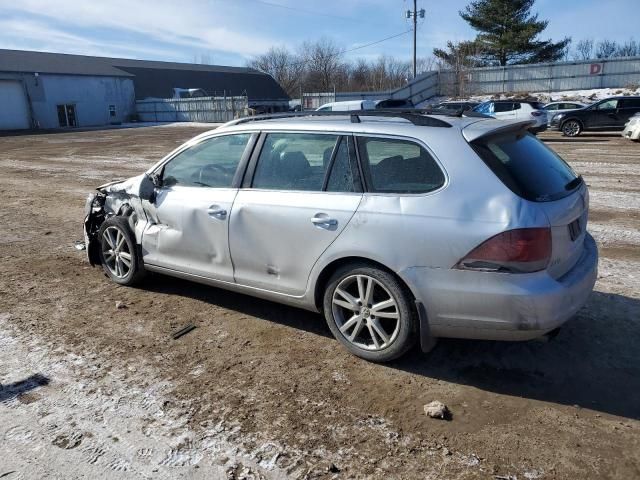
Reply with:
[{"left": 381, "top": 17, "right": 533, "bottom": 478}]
[
  {"left": 331, "top": 274, "right": 401, "bottom": 351},
  {"left": 563, "top": 120, "right": 581, "bottom": 137},
  {"left": 101, "top": 226, "right": 132, "bottom": 279}
]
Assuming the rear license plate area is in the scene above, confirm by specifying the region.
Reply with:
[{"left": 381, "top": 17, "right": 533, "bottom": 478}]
[{"left": 568, "top": 218, "right": 581, "bottom": 241}]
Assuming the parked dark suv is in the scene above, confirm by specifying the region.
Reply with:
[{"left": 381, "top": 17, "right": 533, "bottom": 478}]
[{"left": 550, "top": 96, "right": 640, "bottom": 137}]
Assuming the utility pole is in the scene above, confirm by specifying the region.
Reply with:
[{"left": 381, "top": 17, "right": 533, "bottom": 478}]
[{"left": 407, "top": 1, "right": 425, "bottom": 79}]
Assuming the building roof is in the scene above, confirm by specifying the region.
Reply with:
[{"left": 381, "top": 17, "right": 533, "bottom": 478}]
[
  {"left": 0, "top": 49, "right": 133, "bottom": 77},
  {"left": 0, "top": 49, "right": 289, "bottom": 101}
]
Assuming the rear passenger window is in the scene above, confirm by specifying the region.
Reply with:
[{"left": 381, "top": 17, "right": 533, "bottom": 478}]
[
  {"left": 252, "top": 133, "right": 338, "bottom": 191},
  {"left": 494, "top": 102, "right": 513, "bottom": 113},
  {"left": 619, "top": 98, "right": 640, "bottom": 108},
  {"left": 357, "top": 137, "right": 445, "bottom": 194}
]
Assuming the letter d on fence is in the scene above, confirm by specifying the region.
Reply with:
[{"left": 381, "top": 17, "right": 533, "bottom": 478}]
[{"left": 590, "top": 63, "right": 602, "bottom": 75}]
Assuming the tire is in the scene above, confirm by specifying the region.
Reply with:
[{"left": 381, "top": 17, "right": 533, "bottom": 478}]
[
  {"left": 323, "top": 263, "right": 417, "bottom": 362},
  {"left": 562, "top": 119, "right": 582, "bottom": 137},
  {"left": 98, "top": 216, "right": 145, "bottom": 286}
]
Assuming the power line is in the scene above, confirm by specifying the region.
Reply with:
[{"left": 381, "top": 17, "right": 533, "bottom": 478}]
[{"left": 342, "top": 30, "right": 412, "bottom": 55}]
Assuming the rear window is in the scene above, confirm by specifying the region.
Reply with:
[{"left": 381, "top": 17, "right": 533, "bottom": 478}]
[{"left": 472, "top": 132, "right": 580, "bottom": 202}]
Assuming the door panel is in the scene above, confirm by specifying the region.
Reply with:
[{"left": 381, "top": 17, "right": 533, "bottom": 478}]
[
  {"left": 229, "top": 190, "right": 361, "bottom": 295},
  {"left": 590, "top": 99, "right": 619, "bottom": 128},
  {"left": 140, "top": 133, "right": 254, "bottom": 281},
  {"left": 142, "top": 186, "right": 237, "bottom": 282},
  {"left": 229, "top": 132, "right": 362, "bottom": 295}
]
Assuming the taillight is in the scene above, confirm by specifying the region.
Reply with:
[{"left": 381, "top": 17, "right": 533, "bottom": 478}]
[
  {"left": 456, "top": 228, "right": 551, "bottom": 273},
  {"left": 531, "top": 111, "right": 544, "bottom": 117}
]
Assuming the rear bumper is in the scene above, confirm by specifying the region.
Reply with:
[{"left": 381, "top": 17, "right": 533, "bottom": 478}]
[
  {"left": 401, "top": 233, "right": 598, "bottom": 341},
  {"left": 622, "top": 125, "right": 640, "bottom": 140}
]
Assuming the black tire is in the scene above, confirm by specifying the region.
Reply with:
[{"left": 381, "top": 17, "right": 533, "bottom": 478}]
[
  {"left": 323, "top": 263, "right": 417, "bottom": 362},
  {"left": 561, "top": 119, "right": 582, "bottom": 137},
  {"left": 97, "top": 216, "right": 145, "bottom": 286}
]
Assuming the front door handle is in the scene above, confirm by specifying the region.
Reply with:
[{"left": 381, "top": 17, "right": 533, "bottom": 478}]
[{"left": 207, "top": 206, "right": 227, "bottom": 219}]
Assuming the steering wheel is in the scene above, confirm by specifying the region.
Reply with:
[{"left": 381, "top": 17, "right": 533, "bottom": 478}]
[{"left": 198, "top": 164, "right": 228, "bottom": 185}]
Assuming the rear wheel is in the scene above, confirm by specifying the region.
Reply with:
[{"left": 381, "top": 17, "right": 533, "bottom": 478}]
[
  {"left": 562, "top": 119, "right": 582, "bottom": 137},
  {"left": 323, "top": 264, "right": 417, "bottom": 362},
  {"left": 98, "top": 216, "right": 145, "bottom": 286}
]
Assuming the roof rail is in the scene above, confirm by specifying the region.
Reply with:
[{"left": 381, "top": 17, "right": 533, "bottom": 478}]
[{"left": 224, "top": 109, "right": 455, "bottom": 128}]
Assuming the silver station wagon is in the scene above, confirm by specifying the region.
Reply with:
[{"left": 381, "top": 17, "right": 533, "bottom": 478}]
[{"left": 83, "top": 111, "right": 598, "bottom": 362}]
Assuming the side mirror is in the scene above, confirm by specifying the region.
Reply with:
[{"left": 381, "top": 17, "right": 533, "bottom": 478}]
[{"left": 139, "top": 173, "right": 158, "bottom": 202}]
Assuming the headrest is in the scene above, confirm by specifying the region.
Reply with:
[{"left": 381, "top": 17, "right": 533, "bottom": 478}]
[{"left": 279, "top": 151, "right": 311, "bottom": 177}]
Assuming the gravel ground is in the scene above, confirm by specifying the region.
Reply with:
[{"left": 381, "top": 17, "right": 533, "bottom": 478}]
[{"left": 0, "top": 125, "right": 638, "bottom": 479}]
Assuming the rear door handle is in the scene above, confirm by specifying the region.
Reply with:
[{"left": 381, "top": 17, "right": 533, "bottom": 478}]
[
  {"left": 207, "top": 206, "right": 227, "bottom": 219},
  {"left": 311, "top": 216, "right": 337, "bottom": 227}
]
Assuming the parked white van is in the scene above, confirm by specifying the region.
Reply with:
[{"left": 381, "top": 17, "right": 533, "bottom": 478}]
[{"left": 316, "top": 100, "right": 376, "bottom": 111}]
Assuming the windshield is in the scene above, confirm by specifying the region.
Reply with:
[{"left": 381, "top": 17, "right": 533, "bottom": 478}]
[{"left": 472, "top": 131, "right": 580, "bottom": 202}]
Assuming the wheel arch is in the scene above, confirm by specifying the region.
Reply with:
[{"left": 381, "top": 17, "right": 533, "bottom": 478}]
[
  {"left": 560, "top": 116, "right": 584, "bottom": 131},
  {"left": 313, "top": 256, "right": 417, "bottom": 312}
]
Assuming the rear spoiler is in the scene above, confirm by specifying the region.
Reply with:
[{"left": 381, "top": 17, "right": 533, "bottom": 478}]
[{"left": 462, "top": 119, "right": 537, "bottom": 143}]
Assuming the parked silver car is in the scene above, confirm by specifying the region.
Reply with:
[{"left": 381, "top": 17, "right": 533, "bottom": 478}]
[{"left": 83, "top": 111, "right": 598, "bottom": 362}]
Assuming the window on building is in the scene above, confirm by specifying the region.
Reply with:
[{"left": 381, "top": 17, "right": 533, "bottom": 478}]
[
  {"left": 57, "top": 104, "right": 77, "bottom": 127},
  {"left": 109, "top": 105, "right": 116, "bottom": 117}
]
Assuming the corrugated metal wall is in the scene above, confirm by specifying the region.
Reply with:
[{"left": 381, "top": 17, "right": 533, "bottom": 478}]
[
  {"left": 135, "top": 96, "right": 248, "bottom": 122},
  {"left": 439, "top": 56, "right": 640, "bottom": 97}
]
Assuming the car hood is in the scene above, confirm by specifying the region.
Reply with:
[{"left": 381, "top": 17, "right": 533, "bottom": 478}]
[{"left": 97, "top": 174, "right": 144, "bottom": 195}]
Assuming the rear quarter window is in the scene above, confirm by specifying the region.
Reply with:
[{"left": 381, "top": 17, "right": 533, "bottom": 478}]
[
  {"left": 357, "top": 137, "right": 445, "bottom": 194},
  {"left": 472, "top": 132, "right": 580, "bottom": 202}
]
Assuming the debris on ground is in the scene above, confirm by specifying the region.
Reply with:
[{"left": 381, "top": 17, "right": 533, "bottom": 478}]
[
  {"left": 172, "top": 324, "right": 196, "bottom": 340},
  {"left": 424, "top": 400, "right": 450, "bottom": 420},
  {"left": 115, "top": 301, "right": 127, "bottom": 310}
]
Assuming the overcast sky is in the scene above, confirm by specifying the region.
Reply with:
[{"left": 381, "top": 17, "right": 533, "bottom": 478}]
[{"left": 0, "top": 0, "right": 637, "bottom": 66}]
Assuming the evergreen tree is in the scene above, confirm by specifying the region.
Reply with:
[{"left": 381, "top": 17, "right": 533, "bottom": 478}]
[{"left": 460, "top": 0, "right": 570, "bottom": 65}]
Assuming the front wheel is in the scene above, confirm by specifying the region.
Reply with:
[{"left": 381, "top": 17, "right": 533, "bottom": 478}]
[
  {"left": 562, "top": 120, "right": 582, "bottom": 137},
  {"left": 98, "top": 216, "right": 145, "bottom": 286},
  {"left": 323, "top": 264, "right": 417, "bottom": 362}
]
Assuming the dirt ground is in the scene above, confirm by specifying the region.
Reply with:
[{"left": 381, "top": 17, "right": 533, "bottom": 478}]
[{"left": 0, "top": 124, "right": 638, "bottom": 480}]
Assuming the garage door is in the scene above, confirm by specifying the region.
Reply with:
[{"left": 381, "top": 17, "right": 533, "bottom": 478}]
[{"left": 0, "top": 80, "right": 30, "bottom": 130}]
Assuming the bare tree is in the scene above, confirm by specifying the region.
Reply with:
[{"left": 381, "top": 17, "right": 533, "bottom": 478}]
[
  {"left": 596, "top": 39, "right": 618, "bottom": 59},
  {"left": 573, "top": 39, "right": 594, "bottom": 60},
  {"left": 299, "top": 38, "right": 346, "bottom": 92},
  {"left": 616, "top": 39, "right": 639, "bottom": 57},
  {"left": 247, "top": 47, "right": 304, "bottom": 97},
  {"left": 416, "top": 56, "right": 437, "bottom": 75},
  {"left": 434, "top": 41, "right": 485, "bottom": 97}
]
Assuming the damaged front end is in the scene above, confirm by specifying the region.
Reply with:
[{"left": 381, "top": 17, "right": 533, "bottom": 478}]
[
  {"left": 83, "top": 191, "right": 107, "bottom": 265},
  {"left": 83, "top": 175, "right": 153, "bottom": 266}
]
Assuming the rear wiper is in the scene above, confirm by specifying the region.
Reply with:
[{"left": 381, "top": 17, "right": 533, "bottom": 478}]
[{"left": 565, "top": 175, "right": 583, "bottom": 191}]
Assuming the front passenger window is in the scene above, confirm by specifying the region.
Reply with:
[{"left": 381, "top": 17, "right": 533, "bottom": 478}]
[
  {"left": 596, "top": 99, "right": 618, "bottom": 110},
  {"left": 162, "top": 134, "right": 250, "bottom": 188}
]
